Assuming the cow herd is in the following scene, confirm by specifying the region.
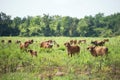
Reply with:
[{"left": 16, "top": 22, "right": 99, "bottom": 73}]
[
  {"left": 0, "top": 38, "right": 109, "bottom": 57},
  {"left": 88, "top": 39, "right": 109, "bottom": 57}
]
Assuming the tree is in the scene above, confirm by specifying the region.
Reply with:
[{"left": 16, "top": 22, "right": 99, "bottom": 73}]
[
  {"left": 0, "top": 12, "right": 120, "bottom": 37},
  {"left": 11, "top": 17, "right": 21, "bottom": 35},
  {"left": 83, "top": 15, "right": 95, "bottom": 37},
  {"left": 61, "top": 16, "right": 73, "bottom": 36},
  {"left": 0, "top": 12, "right": 12, "bottom": 36},
  {"left": 42, "top": 14, "right": 52, "bottom": 36},
  {"left": 77, "top": 18, "right": 88, "bottom": 36}
]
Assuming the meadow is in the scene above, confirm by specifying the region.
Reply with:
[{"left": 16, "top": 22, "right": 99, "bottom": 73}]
[{"left": 0, "top": 37, "right": 120, "bottom": 80}]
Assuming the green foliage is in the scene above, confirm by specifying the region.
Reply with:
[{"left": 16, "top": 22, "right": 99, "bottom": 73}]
[{"left": 0, "top": 12, "right": 120, "bottom": 37}]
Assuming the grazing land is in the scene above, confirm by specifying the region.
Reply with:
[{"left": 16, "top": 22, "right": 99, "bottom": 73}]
[{"left": 0, "top": 37, "right": 120, "bottom": 80}]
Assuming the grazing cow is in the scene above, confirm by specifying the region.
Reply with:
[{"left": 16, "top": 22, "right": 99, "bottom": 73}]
[
  {"left": 20, "top": 39, "right": 33, "bottom": 50},
  {"left": 40, "top": 40, "right": 58, "bottom": 48},
  {"left": 20, "top": 42, "right": 30, "bottom": 50},
  {"left": 16, "top": 40, "right": 21, "bottom": 44},
  {"left": 29, "top": 39, "right": 34, "bottom": 44},
  {"left": 28, "top": 49, "right": 37, "bottom": 57},
  {"left": 91, "top": 40, "right": 105, "bottom": 46},
  {"left": 69, "top": 39, "right": 77, "bottom": 45},
  {"left": 25, "top": 39, "right": 34, "bottom": 44},
  {"left": 73, "top": 40, "right": 77, "bottom": 45},
  {"left": 8, "top": 40, "right": 12, "bottom": 43},
  {"left": 40, "top": 41, "right": 53, "bottom": 48},
  {"left": 70, "top": 40, "right": 74, "bottom": 45},
  {"left": 87, "top": 46, "right": 108, "bottom": 57},
  {"left": 1, "top": 40, "right": 5, "bottom": 43},
  {"left": 78, "top": 39, "right": 86, "bottom": 44},
  {"left": 64, "top": 42, "right": 80, "bottom": 57}
]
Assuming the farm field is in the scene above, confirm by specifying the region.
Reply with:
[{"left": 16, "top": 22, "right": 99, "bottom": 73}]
[{"left": 0, "top": 37, "right": 120, "bottom": 80}]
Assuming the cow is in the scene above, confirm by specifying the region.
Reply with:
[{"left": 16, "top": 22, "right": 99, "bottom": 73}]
[
  {"left": 91, "top": 40, "right": 105, "bottom": 46},
  {"left": 40, "top": 40, "right": 58, "bottom": 48},
  {"left": 69, "top": 39, "right": 77, "bottom": 45},
  {"left": 64, "top": 42, "right": 80, "bottom": 57},
  {"left": 40, "top": 40, "right": 53, "bottom": 48},
  {"left": 78, "top": 39, "right": 86, "bottom": 44},
  {"left": 25, "top": 39, "right": 34, "bottom": 44},
  {"left": 87, "top": 46, "right": 108, "bottom": 57},
  {"left": 70, "top": 40, "right": 74, "bottom": 45},
  {"left": 20, "top": 41, "right": 30, "bottom": 51},
  {"left": 28, "top": 49, "right": 37, "bottom": 57},
  {"left": 16, "top": 40, "right": 21, "bottom": 44}
]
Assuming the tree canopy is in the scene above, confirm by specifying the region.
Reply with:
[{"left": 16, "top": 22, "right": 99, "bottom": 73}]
[{"left": 0, "top": 12, "right": 120, "bottom": 37}]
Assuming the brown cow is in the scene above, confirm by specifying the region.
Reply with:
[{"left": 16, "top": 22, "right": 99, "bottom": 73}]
[
  {"left": 69, "top": 39, "right": 77, "bottom": 45},
  {"left": 70, "top": 40, "right": 74, "bottom": 45},
  {"left": 16, "top": 40, "right": 21, "bottom": 44},
  {"left": 78, "top": 39, "right": 86, "bottom": 44},
  {"left": 20, "top": 39, "right": 33, "bottom": 49},
  {"left": 73, "top": 40, "right": 77, "bottom": 45},
  {"left": 91, "top": 40, "right": 105, "bottom": 46},
  {"left": 20, "top": 42, "right": 30, "bottom": 50},
  {"left": 64, "top": 42, "right": 80, "bottom": 57},
  {"left": 87, "top": 46, "right": 108, "bottom": 57},
  {"left": 40, "top": 40, "right": 58, "bottom": 48},
  {"left": 25, "top": 39, "right": 34, "bottom": 44},
  {"left": 40, "top": 41, "right": 53, "bottom": 48},
  {"left": 28, "top": 49, "right": 37, "bottom": 57}
]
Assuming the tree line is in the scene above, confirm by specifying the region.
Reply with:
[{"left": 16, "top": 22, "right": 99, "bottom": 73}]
[{"left": 0, "top": 12, "right": 120, "bottom": 37}]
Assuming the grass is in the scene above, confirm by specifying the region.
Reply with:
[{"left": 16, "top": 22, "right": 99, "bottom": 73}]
[
  {"left": 0, "top": 37, "right": 120, "bottom": 80},
  {"left": 0, "top": 72, "right": 39, "bottom": 80}
]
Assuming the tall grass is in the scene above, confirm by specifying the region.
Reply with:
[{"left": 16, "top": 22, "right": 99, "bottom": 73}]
[{"left": 0, "top": 37, "right": 120, "bottom": 80}]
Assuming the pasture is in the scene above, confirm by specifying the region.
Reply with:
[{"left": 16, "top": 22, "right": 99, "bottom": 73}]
[{"left": 0, "top": 37, "right": 120, "bottom": 80}]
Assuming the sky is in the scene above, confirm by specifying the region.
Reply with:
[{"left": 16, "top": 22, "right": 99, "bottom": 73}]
[{"left": 0, "top": 0, "right": 120, "bottom": 18}]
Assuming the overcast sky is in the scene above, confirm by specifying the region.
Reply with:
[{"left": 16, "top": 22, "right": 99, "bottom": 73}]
[{"left": 0, "top": 0, "right": 120, "bottom": 18}]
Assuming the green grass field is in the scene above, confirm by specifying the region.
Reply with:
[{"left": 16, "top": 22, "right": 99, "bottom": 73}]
[{"left": 0, "top": 37, "right": 120, "bottom": 80}]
